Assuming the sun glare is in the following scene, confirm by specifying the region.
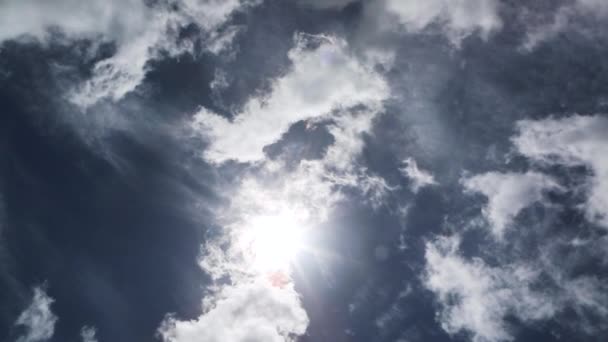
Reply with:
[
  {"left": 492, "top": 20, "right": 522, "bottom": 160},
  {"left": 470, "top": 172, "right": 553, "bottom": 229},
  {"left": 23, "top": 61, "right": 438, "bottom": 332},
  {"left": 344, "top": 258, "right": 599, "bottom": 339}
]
[{"left": 242, "top": 213, "right": 306, "bottom": 273}]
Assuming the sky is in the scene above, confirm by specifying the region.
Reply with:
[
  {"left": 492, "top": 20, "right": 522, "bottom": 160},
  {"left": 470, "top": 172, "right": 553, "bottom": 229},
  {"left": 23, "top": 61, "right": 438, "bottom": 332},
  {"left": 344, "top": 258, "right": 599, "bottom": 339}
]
[{"left": 1, "top": 1, "right": 607, "bottom": 342}]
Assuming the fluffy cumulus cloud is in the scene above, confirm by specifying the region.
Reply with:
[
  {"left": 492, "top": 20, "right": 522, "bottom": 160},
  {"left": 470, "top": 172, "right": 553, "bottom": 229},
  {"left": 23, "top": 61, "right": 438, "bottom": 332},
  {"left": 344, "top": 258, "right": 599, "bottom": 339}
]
[
  {"left": 513, "top": 115, "right": 608, "bottom": 228},
  {"left": 15, "top": 287, "right": 58, "bottom": 342},
  {"left": 192, "top": 34, "right": 388, "bottom": 164},
  {"left": 159, "top": 281, "right": 308, "bottom": 342},
  {"left": 462, "top": 172, "right": 561, "bottom": 238},
  {"left": 424, "top": 236, "right": 557, "bottom": 342},
  {"left": 384, "top": 0, "right": 502, "bottom": 43},
  {"left": 0, "top": 0, "right": 252, "bottom": 108},
  {"left": 399, "top": 158, "right": 437, "bottom": 193}
]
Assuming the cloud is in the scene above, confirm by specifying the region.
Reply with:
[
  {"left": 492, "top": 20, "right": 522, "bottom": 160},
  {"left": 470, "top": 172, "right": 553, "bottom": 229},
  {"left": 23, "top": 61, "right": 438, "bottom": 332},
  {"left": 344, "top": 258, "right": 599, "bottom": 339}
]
[
  {"left": 383, "top": 0, "right": 502, "bottom": 43},
  {"left": 15, "top": 287, "right": 58, "bottom": 342},
  {"left": 426, "top": 114, "right": 608, "bottom": 341},
  {"left": 424, "top": 236, "right": 559, "bottom": 342},
  {"left": 462, "top": 172, "right": 561, "bottom": 238},
  {"left": 70, "top": 0, "right": 251, "bottom": 108},
  {"left": 399, "top": 158, "right": 437, "bottom": 193},
  {"left": 522, "top": 0, "right": 608, "bottom": 50},
  {"left": 0, "top": 0, "right": 146, "bottom": 44},
  {"left": 512, "top": 115, "right": 608, "bottom": 229},
  {"left": 164, "top": 34, "right": 392, "bottom": 342},
  {"left": 159, "top": 281, "right": 308, "bottom": 342},
  {"left": 80, "top": 326, "right": 98, "bottom": 342},
  {"left": 0, "top": 0, "right": 165, "bottom": 107},
  {"left": 69, "top": 10, "right": 186, "bottom": 108},
  {"left": 198, "top": 111, "right": 392, "bottom": 282},
  {"left": 296, "top": 0, "right": 503, "bottom": 43},
  {"left": 0, "top": 0, "right": 252, "bottom": 108},
  {"left": 191, "top": 33, "right": 388, "bottom": 164},
  {"left": 425, "top": 234, "right": 608, "bottom": 342}
]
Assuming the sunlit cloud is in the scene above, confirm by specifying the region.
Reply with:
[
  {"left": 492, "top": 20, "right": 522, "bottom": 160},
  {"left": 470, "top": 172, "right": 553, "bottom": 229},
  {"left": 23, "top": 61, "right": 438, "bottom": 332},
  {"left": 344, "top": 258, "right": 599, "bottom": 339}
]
[{"left": 160, "top": 32, "right": 390, "bottom": 341}]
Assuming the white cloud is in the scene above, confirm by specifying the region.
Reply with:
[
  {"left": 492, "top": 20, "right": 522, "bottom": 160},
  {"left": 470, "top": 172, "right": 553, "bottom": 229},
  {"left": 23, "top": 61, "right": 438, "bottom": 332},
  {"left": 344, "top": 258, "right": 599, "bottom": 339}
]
[
  {"left": 424, "top": 236, "right": 559, "bottom": 342},
  {"left": 165, "top": 34, "right": 391, "bottom": 342},
  {"left": 15, "top": 287, "right": 58, "bottom": 342},
  {"left": 384, "top": 0, "right": 502, "bottom": 43},
  {"left": 80, "top": 326, "right": 98, "bottom": 342},
  {"left": 159, "top": 281, "right": 308, "bottom": 342},
  {"left": 399, "top": 158, "right": 437, "bottom": 193},
  {"left": 191, "top": 33, "right": 388, "bottom": 164},
  {"left": 462, "top": 172, "right": 561, "bottom": 238},
  {"left": 193, "top": 38, "right": 390, "bottom": 272},
  {"left": 425, "top": 235, "right": 608, "bottom": 342},
  {"left": 198, "top": 107, "right": 391, "bottom": 281},
  {"left": 69, "top": 10, "right": 186, "bottom": 108},
  {"left": 0, "top": 0, "right": 164, "bottom": 107},
  {"left": 0, "top": 0, "right": 252, "bottom": 108},
  {"left": 512, "top": 115, "right": 608, "bottom": 228},
  {"left": 70, "top": 0, "right": 252, "bottom": 108}
]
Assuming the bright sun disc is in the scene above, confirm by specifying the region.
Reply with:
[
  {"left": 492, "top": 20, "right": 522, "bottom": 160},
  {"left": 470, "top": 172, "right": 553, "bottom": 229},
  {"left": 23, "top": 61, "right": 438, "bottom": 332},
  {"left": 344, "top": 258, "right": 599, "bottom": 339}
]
[{"left": 244, "top": 214, "right": 305, "bottom": 272}]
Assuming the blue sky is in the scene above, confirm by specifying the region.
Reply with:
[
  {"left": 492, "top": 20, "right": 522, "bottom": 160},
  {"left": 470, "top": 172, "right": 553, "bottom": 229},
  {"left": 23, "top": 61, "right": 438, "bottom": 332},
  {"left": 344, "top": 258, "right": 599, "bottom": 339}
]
[{"left": 0, "top": 1, "right": 607, "bottom": 342}]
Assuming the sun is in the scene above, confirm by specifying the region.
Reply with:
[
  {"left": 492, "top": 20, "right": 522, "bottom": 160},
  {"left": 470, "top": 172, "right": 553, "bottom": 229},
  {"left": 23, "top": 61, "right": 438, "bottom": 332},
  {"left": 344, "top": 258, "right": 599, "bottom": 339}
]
[{"left": 241, "top": 213, "right": 306, "bottom": 273}]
